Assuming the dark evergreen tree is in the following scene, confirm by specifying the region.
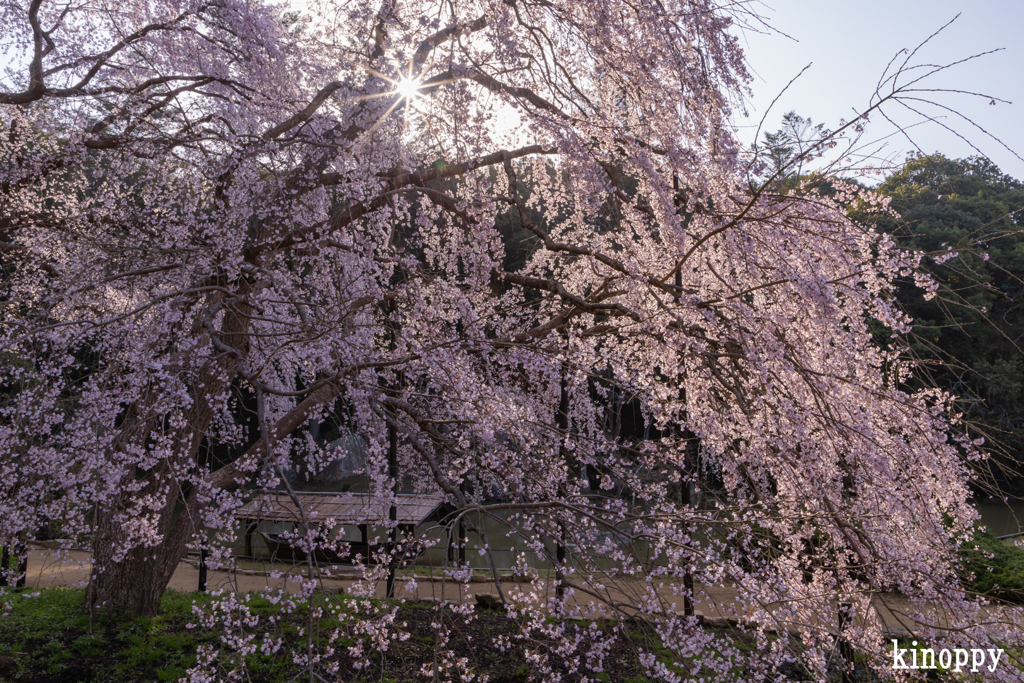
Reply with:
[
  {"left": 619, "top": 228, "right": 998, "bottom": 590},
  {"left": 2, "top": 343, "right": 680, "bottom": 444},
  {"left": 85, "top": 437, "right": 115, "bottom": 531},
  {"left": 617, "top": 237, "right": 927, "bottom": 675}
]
[{"left": 870, "top": 154, "right": 1024, "bottom": 494}]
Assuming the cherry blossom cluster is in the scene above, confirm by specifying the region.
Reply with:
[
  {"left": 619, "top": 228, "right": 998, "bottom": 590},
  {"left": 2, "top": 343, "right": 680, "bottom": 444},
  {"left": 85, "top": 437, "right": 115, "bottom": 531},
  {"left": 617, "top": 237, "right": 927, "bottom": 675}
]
[{"left": 2, "top": 0, "right": 1021, "bottom": 679}]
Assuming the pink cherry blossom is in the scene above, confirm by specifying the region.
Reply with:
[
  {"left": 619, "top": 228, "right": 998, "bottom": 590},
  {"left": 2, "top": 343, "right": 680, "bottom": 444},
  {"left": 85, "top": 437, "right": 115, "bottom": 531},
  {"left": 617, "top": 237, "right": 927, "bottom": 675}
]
[{"left": 1, "top": 0, "right": 1019, "bottom": 680}]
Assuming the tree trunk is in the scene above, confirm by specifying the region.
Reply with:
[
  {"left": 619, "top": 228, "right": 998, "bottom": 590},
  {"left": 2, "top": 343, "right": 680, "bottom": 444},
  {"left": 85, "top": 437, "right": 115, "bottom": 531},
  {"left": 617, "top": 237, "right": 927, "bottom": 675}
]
[
  {"left": 85, "top": 545, "right": 180, "bottom": 618},
  {"left": 85, "top": 288, "right": 258, "bottom": 616},
  {"left": 86, "top": 488, "right": 198, "bottom": 617},
  {"left": 84, "top": 379, "right": 219, "bottom": 616}
]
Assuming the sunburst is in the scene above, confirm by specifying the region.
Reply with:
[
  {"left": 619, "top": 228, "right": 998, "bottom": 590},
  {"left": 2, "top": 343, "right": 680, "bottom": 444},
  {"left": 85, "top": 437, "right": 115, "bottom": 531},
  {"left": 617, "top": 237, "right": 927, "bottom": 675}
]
[{"left": 394, "top": 76, "right": 422, "bottom": 103}]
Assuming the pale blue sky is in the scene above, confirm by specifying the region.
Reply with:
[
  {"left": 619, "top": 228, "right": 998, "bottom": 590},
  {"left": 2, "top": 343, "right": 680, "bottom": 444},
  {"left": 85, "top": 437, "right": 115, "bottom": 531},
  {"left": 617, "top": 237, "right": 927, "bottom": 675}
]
[
  {"left": 4, "top": 1, "right": 1018, "bottom": 181},
  {"left": 735, "top": 0, "right": 1024, "bottom": 181}
]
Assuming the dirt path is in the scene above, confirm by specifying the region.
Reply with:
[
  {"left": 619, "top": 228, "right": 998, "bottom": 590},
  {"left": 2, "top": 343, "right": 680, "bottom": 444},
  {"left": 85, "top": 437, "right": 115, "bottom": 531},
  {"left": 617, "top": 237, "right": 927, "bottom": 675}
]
[
  {"left": 17, "top": 548, "right": 1020, "bottom": 641},
  {"left": 17, "top": 549, "right": 735, "bottom": 614}
]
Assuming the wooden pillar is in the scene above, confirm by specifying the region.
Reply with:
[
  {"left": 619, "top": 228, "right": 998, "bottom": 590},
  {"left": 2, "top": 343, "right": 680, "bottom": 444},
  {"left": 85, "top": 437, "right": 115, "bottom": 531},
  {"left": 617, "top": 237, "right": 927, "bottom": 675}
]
[
  {"left": 448, "top": 518, "right": 463, "bottom": 565},
  {"left": 556, "top": 536, "right": 566, "bottom": 598},
  {"left": 680, "top": 433, "right": 695, "bottom": 617},
  {"left": 384, "top": 300, "right": 402, "bottom": 599},
  {"left": 244, "top": 521, "right": 253, "bottom": 559},
  {"left": 198, "top": 545, "right": 208, "bottom": 592},
  {"left": 670, "top": 180, "right": 696, "bottom": 617},
  {"left": 555, "top": 372, "right": 569, "bottom": 599},
  {"left": 0, "top": 545, "right": 8, "bottom": 587},
  {"left": 838, "top": 602, "right": 855, "bottom": 683},
  {"left": 386, "top": 417, "right": 398, "bottom": 599},
  {"left": 458, "top": 519, "right": 466, "bottom": 565}
]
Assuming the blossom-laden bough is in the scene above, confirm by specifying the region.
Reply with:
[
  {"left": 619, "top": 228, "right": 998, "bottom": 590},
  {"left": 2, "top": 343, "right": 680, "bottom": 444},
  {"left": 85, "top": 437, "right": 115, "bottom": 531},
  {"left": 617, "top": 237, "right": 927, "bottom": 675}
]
[{"left": 0, "top": 0, "right": 1020, "bottom": 679}]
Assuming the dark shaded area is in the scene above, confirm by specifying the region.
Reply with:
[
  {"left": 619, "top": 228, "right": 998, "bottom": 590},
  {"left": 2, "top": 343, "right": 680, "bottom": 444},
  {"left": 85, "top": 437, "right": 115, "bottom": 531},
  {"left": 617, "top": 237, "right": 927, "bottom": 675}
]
[{"left": 866, "top": 154, "right": 1024, "bottom": 496}]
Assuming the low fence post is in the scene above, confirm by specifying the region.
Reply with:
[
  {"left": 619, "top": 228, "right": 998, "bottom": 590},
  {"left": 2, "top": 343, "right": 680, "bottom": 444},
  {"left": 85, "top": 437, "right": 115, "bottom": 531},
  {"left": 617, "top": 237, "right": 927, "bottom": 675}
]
[
  {"left": 838, "top": 602, "right": 855, "bottom": 683},
  {"left": 198, "top": 545, "right": 208, "bottom": 593}
]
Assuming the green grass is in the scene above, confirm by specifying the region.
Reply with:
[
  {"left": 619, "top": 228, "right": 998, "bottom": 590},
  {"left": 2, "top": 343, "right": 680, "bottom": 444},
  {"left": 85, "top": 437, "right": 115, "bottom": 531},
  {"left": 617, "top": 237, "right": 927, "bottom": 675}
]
[
  {"left": 2, "top": 588, "right": 417, "bottom": 681},
  {"left": 0, "top": 587, "right": 654, "bottom": 682},
  {"left": 0, "top": 588, "right": 214, "bottom": 682},
  {"left": 0, "top": 587, "right": 345, "bottom": 682},
  {"left": 1, "top": 586, "right": 966, "bottom": 682}
]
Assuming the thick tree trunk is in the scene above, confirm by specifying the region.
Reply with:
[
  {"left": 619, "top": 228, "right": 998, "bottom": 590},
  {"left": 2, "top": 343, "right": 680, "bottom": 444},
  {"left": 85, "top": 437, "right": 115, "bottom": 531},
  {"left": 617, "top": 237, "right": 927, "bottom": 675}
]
[
  {"left": 85, "top": 383, "right": 218, "bottom": 616},
  {"left": 86, "top": 536, "right": 185, "bottom": 617},
  {"left": 86, "top": 488, "right": 198, "bottom": 617},
  {"left": 85, "top": 287, "right": 255, "bottom": 616}
]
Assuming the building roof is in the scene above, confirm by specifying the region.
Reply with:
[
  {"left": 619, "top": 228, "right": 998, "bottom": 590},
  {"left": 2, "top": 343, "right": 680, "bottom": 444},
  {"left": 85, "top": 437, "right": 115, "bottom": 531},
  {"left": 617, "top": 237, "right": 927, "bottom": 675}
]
[{"left": 234, "top": 491, "right": 448, "bottom": 526}]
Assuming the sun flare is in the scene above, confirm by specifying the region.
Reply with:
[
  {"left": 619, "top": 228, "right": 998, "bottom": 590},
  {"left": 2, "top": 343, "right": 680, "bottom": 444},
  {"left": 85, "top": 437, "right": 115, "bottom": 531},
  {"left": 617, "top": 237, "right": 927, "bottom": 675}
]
[{"left": 395, "top": 77, "right": 421, "bottom": 102}]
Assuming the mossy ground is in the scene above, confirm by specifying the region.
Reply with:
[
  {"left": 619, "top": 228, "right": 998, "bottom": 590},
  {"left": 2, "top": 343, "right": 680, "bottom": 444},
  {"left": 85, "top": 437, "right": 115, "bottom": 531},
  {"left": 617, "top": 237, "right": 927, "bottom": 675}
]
[
  {"left": 0, "top": 587, "right": 975, "bottom": 682},
  {"left": 0, "top": 589, "right": 205, "bottom": 682},
  {"left": 0, "top": 588, "right": 650, "bottom": 683}
]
